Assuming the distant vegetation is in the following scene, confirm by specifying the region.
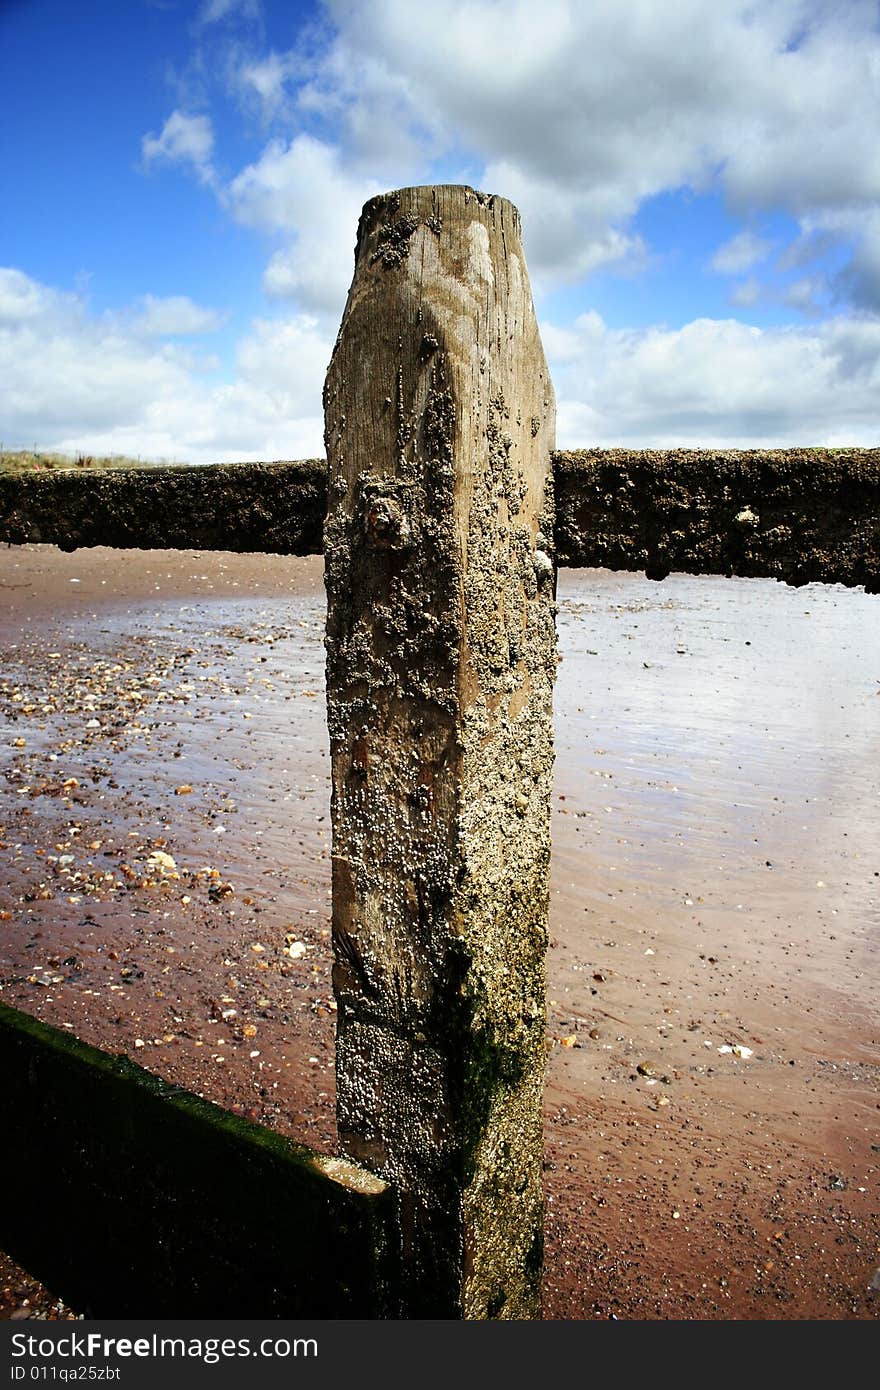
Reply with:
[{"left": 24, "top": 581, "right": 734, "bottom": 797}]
[{"left": 0, "top": 449, "right": 177, "bottom": 474}]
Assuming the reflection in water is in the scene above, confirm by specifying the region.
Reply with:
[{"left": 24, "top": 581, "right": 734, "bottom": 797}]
[{"left": 552, "top": 569, "right": 879, "bottom": 1024}]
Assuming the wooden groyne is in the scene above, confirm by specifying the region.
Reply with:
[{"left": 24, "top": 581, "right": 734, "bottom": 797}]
[
  {"left": 1, "top": 184, "right": 877, "bottom": 1319},
  {"left": 2, "top": 448, "right": 877, "bottom": 591}
]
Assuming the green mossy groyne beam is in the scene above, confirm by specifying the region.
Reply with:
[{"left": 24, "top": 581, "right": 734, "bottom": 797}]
[
  {"left": 0, "top": 1001, "right": 399, "bottom": 1318},
  {"left": 1, "top": 448, "right": 877, "bottom": 590}
]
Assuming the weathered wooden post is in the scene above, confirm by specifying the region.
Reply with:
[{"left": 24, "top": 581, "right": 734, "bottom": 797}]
[{"left": 323, "top": 185, "right": 556, "bottom": 1318}]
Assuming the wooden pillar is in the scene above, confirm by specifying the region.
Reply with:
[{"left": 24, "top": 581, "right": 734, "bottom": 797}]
[{"left": 323, "top": 185, "right": 556, "bottom": 1318}]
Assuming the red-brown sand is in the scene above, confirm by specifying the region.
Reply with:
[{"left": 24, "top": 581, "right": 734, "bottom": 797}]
[{"left": 1, "top": 545, "right": 878, "bottom": 1320}]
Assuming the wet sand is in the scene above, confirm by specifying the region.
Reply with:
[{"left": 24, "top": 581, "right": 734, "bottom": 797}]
[{"left": 1, "top": 544, "right": 878, "bottom": 1320}]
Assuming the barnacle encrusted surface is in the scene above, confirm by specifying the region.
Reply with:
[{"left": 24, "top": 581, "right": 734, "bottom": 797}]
[{"left": 323, "top": 185, "right": 556, "bottom": 1318}]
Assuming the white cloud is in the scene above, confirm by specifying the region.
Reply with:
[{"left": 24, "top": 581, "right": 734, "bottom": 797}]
[
  {"left": 131, "top": 295, "right": 223, "bottom": 337},
  {"left": 777, "top": 228, "right": 839, "bottom": 272},
  {"left": 711, "top": 231, "right": 773, "bottom": 276},
  {"left": 837, "top": 235, "right": 880, "bottom": 314},
  {"left": 199, "top": 0, "right": 261, "bottom": 25},
  {"left": 729, "top": 277, "right": 762, "bottom": 307},
  {"left": 547, "top": 309, "right": 880, "bottom": 447},
  {"left": 142, "top": 110, "right": 216, "bottom": 186},
  {"left": 227, "top": 134, "right": 382, "bottom": 313},
  {"left": 812, "top": 210, "right": 880, "bottom": 315},
  {"left": 782, "top": 276, "right": 826, "bottom": 313},
  {"left": 233, "top": 313, "right": 330, "bottom": 410},
  {"left": 480, "top": 159, "right": 647, "bottom": 291},
  {"left": 0, "top": 268, "right": 71, "bottom": 325},
  {"left": 236, "top": 51, "right": 292, "bottom": 119},
  {"left": 138, "top": 2, "right": 880, "bottom": 318},
  {"left": 0, "top": 268, "right": 330, "bottom": 463},
  {"left": 21, "top": 4, "right": 880, "bottom": 460},
  {"left": 289, "top": 0, "right": 880, "bottom": 300},
  {"left": 5, "top": 265, "right": 878, "bottom": 464},
  {"left": 1, "top": 277, "right": 191, "bottom": 442}
]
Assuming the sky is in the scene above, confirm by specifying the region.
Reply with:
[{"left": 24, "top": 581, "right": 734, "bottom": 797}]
[{"left": 1, "top": 0, "right": 879, "bottom": 462}]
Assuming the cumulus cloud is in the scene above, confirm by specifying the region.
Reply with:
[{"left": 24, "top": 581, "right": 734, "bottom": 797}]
[
  {"left": 480, "top": 159, "right": 647, "bottom": 290},
  {"left": 730, "top": 277, "right": 762, "bottom": 307},
  {"left": 199, "top": 0, "right": 261, "bottom": 25},
  {"left": 34, "top": 1, "right": 880, "bottom": 455},
  {"left": 233, "top": 313, "right": 329, "bottom": 412},
  {"left": 286, "top": 0, "right": 880, "bottom": 300},
  {"left": 711, "top": 232, "right": 774, "bottom": 277},
  {"left": 817, "top": 211, "right": 880, "bottom": 315},
  {"left": 140, "top": 2, "right": 880, "bottom": 318},
  {"left": 782, "top": 276, "right": 827, "bottom": 314},
  {"left": 0, "top": 268, "right": 70, "bottom": 325},
  {"left": 131, "top": 295, "right": 223, "bottom": 337},
  {"left": 0, "top": 268, "right": 330, "bottom": 463},
  {"left": 1, "top": 274, "right": 191, "bottom": 443},
  {"left": 142, "top": 111, "right": 216, "bottom": 186},
  {"left": 228, "top": 134, "right": 382, "bottom": 313},
  {"left": 5, "top": 262, "right": 878, "bottom": 461},
  {"left": 546, "top": 309, "right": 880, "bottom": 447},
  {"left": 236, "top": 51, "right": 292, "bottom": 119}
]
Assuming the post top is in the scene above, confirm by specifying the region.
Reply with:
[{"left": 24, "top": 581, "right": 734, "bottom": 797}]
[
  {"left": 354, "top": 184, "right": 522, "bottom": 261},
  {"left": 372, "top": 183, "right": 508, "bottom": 205}
]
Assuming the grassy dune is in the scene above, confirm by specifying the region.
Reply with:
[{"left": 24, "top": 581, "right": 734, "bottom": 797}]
[{"left": 0, "top": 450, "right": 177, "bottom": 474}]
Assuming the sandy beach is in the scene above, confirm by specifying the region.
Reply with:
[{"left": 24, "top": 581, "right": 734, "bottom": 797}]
[{"left": 1, "top": 544, "right": 878, "bottom": 1320}]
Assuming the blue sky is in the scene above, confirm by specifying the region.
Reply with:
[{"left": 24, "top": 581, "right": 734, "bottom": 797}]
[{"left": 2, "top": 0, "right": 879, "bottom": 461}]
